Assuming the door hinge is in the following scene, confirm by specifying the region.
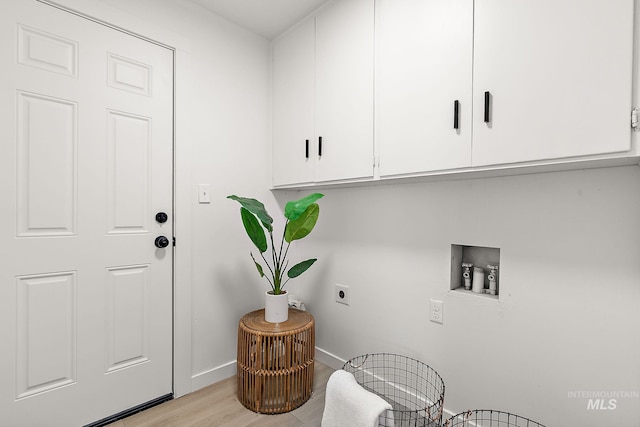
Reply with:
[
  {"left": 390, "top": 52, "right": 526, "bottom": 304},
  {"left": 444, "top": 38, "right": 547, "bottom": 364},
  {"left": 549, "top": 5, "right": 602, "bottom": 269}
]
[
  {"left": 632, "top": 108, "right": 639, "bottom": 131},
  {"left": 172, "top": 237, "right": 176, "bottom": 247}
]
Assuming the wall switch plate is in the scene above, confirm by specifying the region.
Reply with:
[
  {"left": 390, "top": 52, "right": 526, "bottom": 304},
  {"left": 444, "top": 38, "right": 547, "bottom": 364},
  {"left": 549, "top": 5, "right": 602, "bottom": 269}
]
[
  {"left": 198, "top": 184, "right": 210, "bottom": 203},
  {"left": 430, "top": 299, "right": 443, "bottom": 324},
  {"left": 335, "top": 284, "right": 349, "bottom": 305}
]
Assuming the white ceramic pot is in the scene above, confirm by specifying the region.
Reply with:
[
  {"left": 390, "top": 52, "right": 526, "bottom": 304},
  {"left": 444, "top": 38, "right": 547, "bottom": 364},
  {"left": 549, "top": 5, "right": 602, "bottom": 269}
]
[{"left": 264, "top": 290, "right": 289, "bottom": 323}]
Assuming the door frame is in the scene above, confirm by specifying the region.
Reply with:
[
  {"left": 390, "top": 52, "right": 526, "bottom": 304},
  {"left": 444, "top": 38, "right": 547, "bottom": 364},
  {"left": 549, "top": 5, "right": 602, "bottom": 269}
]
[{"left": 35, "top": 0, "right": 195, "bottom": 398}]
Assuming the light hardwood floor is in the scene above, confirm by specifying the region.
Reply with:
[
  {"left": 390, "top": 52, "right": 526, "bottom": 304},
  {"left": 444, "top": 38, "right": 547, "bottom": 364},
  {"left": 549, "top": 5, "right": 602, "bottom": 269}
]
[{"left": 107, "top": 362, "right": 334, "bottom": 427}]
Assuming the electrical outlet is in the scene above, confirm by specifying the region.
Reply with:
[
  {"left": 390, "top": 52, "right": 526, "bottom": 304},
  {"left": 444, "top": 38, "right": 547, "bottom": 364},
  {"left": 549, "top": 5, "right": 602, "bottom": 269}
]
[
  {"left": 335, "top": 284, "right": 350, "bottom": 305},
  {"left": 430, "top": 299, "right": 443, "bottom": 324}
]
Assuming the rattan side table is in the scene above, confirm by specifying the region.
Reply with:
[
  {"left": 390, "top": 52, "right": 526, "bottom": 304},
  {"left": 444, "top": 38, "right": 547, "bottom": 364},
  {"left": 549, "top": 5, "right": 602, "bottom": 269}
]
[{"left": 237, "top": 308, "right": 315, "bottom": 414}]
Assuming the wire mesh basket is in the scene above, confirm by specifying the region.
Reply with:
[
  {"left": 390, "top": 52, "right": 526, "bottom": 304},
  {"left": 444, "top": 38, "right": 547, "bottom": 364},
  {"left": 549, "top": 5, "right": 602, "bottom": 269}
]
[
  {"left": 444, "top": 409, "right": 546, "bottom": 427},
  {"left": 342, "top": 353, "right": 445, "bottom": 426}
]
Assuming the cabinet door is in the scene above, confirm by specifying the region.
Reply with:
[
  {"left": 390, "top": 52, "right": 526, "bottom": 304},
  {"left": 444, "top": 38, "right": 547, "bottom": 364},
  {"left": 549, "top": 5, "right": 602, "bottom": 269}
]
[
  {"left": 472, "top": 0, "right": 634, "bottom": 166},
  {"left": 376, "top": 0, "right": 473, "bottom": 177},
  {"left": 272, "top": 18, "right": 315, "bottom": 187},
  {"left": 315, "top": 0, "right": 374, "bottom": 182}
]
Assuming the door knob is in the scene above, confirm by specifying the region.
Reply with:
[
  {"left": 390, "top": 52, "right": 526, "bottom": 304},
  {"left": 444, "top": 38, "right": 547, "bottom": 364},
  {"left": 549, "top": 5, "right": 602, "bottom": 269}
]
[
  {"left": 155, "top": 212, "right": 168, "bottom": 223},
  {"left": 155, "top": 236, "right": 170, "bottom": 248}
]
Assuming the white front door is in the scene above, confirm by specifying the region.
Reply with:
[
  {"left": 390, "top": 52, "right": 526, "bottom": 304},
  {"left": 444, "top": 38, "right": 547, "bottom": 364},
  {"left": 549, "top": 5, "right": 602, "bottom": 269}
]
[{"left": 0, "top": 1, "right": 174, "bottom": 425}]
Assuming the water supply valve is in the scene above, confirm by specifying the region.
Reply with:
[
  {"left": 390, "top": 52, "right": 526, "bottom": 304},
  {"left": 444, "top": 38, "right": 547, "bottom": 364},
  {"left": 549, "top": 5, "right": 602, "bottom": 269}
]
[
  {"left": 462, "top": 263, "right": 473, "bottom": 290},
  {"left": 487, "top": 264, "right": 499, "bottom": 295}
]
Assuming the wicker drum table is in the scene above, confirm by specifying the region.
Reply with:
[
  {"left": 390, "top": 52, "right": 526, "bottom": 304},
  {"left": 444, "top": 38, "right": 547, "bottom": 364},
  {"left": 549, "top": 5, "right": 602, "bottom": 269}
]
[{"left": 237, "top": 308, "right": 315, "bottom": 414}]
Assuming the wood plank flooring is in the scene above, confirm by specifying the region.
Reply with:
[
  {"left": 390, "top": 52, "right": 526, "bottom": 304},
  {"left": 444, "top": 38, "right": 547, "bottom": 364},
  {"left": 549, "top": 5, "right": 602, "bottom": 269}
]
[{"left": 107, "top": 362, "right": 334, "bottom": 427}]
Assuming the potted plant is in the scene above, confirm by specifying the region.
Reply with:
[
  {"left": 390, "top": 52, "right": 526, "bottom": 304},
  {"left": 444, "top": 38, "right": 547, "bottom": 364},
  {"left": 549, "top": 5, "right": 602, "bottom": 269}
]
[{"left": 227, "top": 193, "right": 324, "bottom": 322}]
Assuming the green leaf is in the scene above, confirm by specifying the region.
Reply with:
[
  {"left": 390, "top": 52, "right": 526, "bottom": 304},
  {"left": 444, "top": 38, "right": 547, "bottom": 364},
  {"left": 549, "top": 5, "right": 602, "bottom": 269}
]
[
  {"left": 284, "top": 203, "right": 319, "bottom": 243},
  {"left": 284, "top": 193, "right": 324, "bottom": 221},
  {"left": 287, "top": 259, "right": 317, "bottom": 278},
  {"left": 250, "top": 253, "right": 265, "bottom": 277},
  {"left": 227, "top": 195, "right": 273, "bottom": 232},
  {"left": 240, "top": 207, "right": 267, "bottom": 252}
]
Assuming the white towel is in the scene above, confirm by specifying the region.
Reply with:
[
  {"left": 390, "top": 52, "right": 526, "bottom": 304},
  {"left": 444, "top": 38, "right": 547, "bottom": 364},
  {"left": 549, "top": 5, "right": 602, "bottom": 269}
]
[{"left": 321, "top": 370, "right": 394, "bottom": 427}]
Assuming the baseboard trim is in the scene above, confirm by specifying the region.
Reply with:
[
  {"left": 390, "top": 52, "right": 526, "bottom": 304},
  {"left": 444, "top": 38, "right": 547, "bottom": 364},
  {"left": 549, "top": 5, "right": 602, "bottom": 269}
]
[
  {"left": 442, "top": 407, "right": 458, "bottom": 422},
  {"left": 191, "top": 359, "right": 237, "bottom": 392},
  {"left": 84, "top": 393, "right": 173, "bottom": 427},
  {"left": 315, "top": 346, "right": 347, "bottom": 370},
  {"left": 190, "top": 347, "right": 345, "bottom": 393}
]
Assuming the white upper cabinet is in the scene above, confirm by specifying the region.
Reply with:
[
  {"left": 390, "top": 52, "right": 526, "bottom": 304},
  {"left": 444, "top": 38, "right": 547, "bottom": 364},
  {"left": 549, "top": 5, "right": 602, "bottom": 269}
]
[
  {"left": 272, "top": 0, "right": 374, "bottom": 187},
  {"left": 472, "top": 0, "right": 634, "bottom": 166},
  {"left": 274, "top": 0, "right": 636, "bottom": 187},
  {"left": 272, "top": 18, "right": 315, "bottom": 187},
  {"left": 314, "top": 0, "right": 374, "bottom": 183},
  {"left": 376, "top": 0, "right": 473, "bottom": 177}
]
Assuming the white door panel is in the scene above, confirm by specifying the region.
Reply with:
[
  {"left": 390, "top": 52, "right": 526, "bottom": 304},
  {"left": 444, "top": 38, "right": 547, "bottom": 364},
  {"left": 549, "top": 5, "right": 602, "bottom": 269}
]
[
  {"left": 0, "top": 1, "right": 173, "bottom": 425},
  {"left": 376, "top": 0, "right": 473, "bottom": 176},
  {"left": 314, "top": 0, "right": 374, "bottom": 182},
  {"left": 472, "top": 0, "right": 633, "bottom": 166},
  {"left": 272, "top": 18, "right": 315, "bottom": 187}
]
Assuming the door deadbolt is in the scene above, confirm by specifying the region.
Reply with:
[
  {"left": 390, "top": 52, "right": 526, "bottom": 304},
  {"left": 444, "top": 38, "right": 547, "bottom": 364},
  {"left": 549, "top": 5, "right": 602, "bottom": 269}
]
[{"left": 155, "top": 212, "right": 168, "bottom": 224}]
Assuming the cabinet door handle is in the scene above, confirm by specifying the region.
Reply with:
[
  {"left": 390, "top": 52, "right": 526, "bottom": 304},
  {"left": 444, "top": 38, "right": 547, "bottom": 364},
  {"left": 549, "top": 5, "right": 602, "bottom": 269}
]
[
  {"left": 484, "top": 91, "right": 491, "bottom": 123},
  {"left": 453, "top": 100, "right": 460, "bottom": 130},
  {"left": 318, "top": 136, "right": 323, "bottom": 157},
  {"left": 305, "top": 139, "right": 309, "bottom": 159}
]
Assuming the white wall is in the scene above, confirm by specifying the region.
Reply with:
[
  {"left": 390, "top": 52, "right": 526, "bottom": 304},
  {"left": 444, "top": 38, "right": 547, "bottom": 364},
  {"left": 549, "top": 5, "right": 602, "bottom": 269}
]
[{"left": 284, "top": 165, "right": 640, "bottom": 426}]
